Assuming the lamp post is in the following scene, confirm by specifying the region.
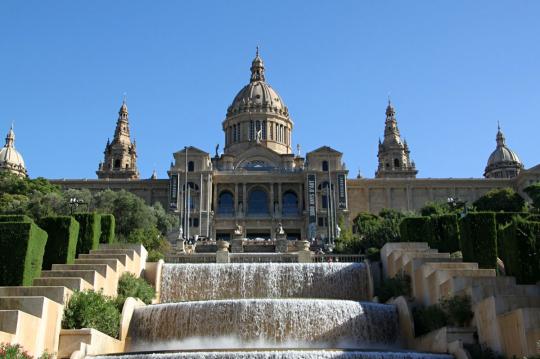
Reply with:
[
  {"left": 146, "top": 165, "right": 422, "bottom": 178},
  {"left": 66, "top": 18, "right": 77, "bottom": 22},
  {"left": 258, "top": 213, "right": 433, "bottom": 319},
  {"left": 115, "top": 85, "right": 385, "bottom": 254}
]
[{"left": 69, "top": 197, "right": 87, "bottom": 215}]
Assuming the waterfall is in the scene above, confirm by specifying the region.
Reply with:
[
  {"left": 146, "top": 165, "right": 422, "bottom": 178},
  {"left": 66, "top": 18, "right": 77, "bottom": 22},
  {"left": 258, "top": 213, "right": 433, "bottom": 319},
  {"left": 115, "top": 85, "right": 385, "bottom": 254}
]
[
  {"left": 127, "top": 299, "right": 398, "bottom": 351},
  {"left": 160, "top": 263, "right": 369, "bottom": 302}
]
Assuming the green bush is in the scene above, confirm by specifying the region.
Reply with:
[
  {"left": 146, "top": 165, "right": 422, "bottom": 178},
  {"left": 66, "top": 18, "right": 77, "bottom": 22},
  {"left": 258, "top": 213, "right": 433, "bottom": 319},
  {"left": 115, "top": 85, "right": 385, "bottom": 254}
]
[
  {"left": 0, "top": 214, "right": 33, "bottom": 223},
  {"left": 473, "top": 188, "right": 525, "bottom": 212},
  {"left": 440, "top": 295, "right": 474, "bottom": 327},
  {"left": 377, "top": 274, "right": 411, "bottom": 303},
  {"left": 459, "top": 212, "right": 498, "bottom": 269},
  {"left": 62, "top": 290, "right": 120, "bottom": 338},
  {"left": 0, "top": 343, "right": 33, "bottom": 358},
  {"left": 73, "top": 213, "right": 102, "bottom": 255},
  {"left": 38, "top": 216, "right": 79, "bottom": 270},
  {"left": 429, "top": 214, "right": 460, "bottom": 253},
  {"left": 116, "top": 272, "right": 155, "bottom": 310},
  {"left": 99, "top": 214, "right": 116, "bottom": 244},
  {"left": 0, "top": 221, "right": 47, "bottom": 286},
  {"left": 399, "top": 217, "right": 432, "bottom": 243},
  {"left": 413, "top": 304, "right": 448, "bottom": 337},
  {"left": 366, "top": 247, "right": 380, "bottom": 262},
  {"left": 499, "top": 217, "right": 540, "bottom": 284}
]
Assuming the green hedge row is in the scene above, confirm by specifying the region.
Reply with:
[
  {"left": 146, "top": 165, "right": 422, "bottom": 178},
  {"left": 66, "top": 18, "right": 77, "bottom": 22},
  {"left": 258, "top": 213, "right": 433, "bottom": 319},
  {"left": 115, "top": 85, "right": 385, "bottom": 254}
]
[
  {"left": 73, "top": 213, "right": 102, "bottom": 255},
  {"left": 0, "top": 215, "right": 33, "bottom": 223},
  {"left": 0, "top": 221, "right": 48, "bottom": 286},
  {"left": 459, "top": 212, "right": 498, "bottom": 269},
  {"left": 99, "top": 214, "right": 115, "bottom": 244},
  {"left": 499, "top": 217, "right": 540, "bottom": 284},
  {"left": 400, "top": 214, "right": 460, "bottom": 253},
  {"left": 38, "top": 216, "right": 80, "bottom": 270}
]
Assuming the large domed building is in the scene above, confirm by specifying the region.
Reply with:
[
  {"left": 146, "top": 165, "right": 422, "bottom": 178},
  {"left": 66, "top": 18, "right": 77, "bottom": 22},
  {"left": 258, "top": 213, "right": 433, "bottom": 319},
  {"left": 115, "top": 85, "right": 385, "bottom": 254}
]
[
  {"left": 50, "top": 50, "right": 540, "bottom": 243},
  {"left": 0, "top": 125, "right": 27, "bottom": 178}
]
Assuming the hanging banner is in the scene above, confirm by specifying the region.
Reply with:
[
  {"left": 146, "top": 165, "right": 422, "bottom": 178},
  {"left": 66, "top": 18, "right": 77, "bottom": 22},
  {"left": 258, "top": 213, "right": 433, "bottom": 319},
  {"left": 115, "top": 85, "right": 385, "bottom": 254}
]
[
  {"left": 170, "top": 174, "right": 178, "bottom": 208},
  {"left": 337, "top": 174, "right": 347, "bottom": 209},
  {"left": 307, "top": 174, "right": 317, "bottom": 224}
]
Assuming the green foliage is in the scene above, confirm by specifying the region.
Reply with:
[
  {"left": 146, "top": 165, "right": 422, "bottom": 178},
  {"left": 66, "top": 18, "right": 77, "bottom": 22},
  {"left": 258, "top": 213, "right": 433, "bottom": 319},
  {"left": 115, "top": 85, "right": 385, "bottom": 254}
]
[
  {"left": 440, "top": 295, "right": 474, "bottom": 327},
  {"left": 99, "top": 214, "right": 116, "bottom": 244},
  {"left": 116, "top": 273, "right": 155, "bottom": 309},
  {"left": 524, "top": 182, "right": 540, "bottom": 210},
  {"left": 346, "top": 210, "right": 403, "bottom": 253},
  {"left": 73, "top": 213, "right": 101, "bottom": 255},
  {"left": 0, "top": 215, "right": 33, "bottom": 222},
  {"left": 62, "top": 290, "right": 120, "bottom": 338},
  {"left": 459, "top": 212, "right": 498, "bottom": 269},
  {"left": 419, "top": 201, "right": 452, "bottom": 217},
  {"left": 473, "top": 188, "right": 525, "bottom": 212},
  {"left": 399, "top": 217, "right": 432, "bottom": 243},
  {"left": 150, "top": 202, "right": 178, "bottom": 235},
  {"left": 377, "top": 274, "right": 411, "bottom": 303},
  {"left": 413, "top": 304, "right": 448, "bottom": 337},
  {"left": 430, "top": 214, "right": 460, "bottom": 253},
  {"left": 0, "top": 221, "right": 47, "bottom": 286},
  {"left": 147, "top": 250, "right": 165, "bottom": 262},
  {"left": 126, "top": 226, "right": 170, "bottom": 259},
  {"left": 38, "top": 216, "right": 79, "bottom": 270},
  {"left": 499, "top": 217, "right": 540, "bottom": 284},
  {"left": 0, "top": 343, "right": 32, "bottom": 358},
  {"left": 366, "top": 247, "right": 380, "bottom": 261}
]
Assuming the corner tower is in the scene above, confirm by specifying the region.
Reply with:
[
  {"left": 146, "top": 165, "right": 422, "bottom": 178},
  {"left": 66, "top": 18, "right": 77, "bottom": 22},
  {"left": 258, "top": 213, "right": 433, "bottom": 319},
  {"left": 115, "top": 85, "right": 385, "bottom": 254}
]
[
  {"left": 97, "top": 100, "right": 140, "bottom": 179},
  {"left": 484, "top": 124, "right": 523, "bottom": 178},
  {"left": 375, "top": 100, "right": 417, "bottom": 178},
  {"left": 222, "top": 48, "right": 293, "bottom": 156},
  {"left": 0, "top": 125, "right": 27, "bottom": 177}
]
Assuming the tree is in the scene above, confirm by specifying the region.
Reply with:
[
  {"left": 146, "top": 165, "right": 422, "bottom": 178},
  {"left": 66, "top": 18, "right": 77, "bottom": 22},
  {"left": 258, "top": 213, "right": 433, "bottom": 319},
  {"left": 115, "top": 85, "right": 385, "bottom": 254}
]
[
  {"left": 473, "top": 188, "right": 525, "bottom": 212},
  {"left": 524, "top": 182, "right": 540, "bottom": 211},
  {"left": 150, "top": 202, "right": 178, "bottom": 235},
  {"left": 420, "top": 201, "right": 452, "bottom": 217}
]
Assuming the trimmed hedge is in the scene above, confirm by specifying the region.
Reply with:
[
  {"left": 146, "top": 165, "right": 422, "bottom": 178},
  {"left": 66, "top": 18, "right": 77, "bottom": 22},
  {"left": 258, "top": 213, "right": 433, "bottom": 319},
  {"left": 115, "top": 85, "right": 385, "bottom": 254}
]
[
  {"left": 73, "top": 213, "right": 102, "bottom": 255},
  {"left": 0, "top": 221, "right": 48, "bottom": 286},
  {"left": 0, "top": 215, "right": 33, "bottom": 223},
  {"left": 499, "top": 217, "right": 540, "bottom": 284},
  {"left": 399, "top": 217, "right": 432, "bottom": 243},
  {"left": 99, "top": 214, "right": 116, "bottom": 244},
  {"left": 459, "top": 212, "right": 497, "bottom": 269},
  {"left": 38, "top": 216, "right": 80, "bottom": 270},
  {"left": 430, "top": 214, "right": 460, "bottom": 253}
]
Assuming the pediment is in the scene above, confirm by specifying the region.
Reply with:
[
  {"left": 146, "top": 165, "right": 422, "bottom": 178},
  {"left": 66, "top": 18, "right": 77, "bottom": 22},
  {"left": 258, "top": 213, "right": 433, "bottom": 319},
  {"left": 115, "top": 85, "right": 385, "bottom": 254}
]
[
  {"left": 307, "top": 146, "right": 342, "bottom": 156},
  {"left": 233, "top": 145, "right": 282, "bottom": 170}
]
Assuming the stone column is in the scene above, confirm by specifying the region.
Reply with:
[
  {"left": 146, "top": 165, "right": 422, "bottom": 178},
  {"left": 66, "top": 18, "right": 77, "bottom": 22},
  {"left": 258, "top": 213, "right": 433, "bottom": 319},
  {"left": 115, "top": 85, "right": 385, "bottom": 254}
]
[
  {"left": 234, "top": 183, "right": 239, "bottom": 215},
  {"left": 296, "top": 240, "right": 312, "bottom": 263},
  {"left": 216, "top": 240, "right": 230, "bottom": 263},
  {"left": 278, "top": 182, "right": 282, "bottom": 218},
  {"left": 270, "top": 183, "right": 275, "bottom": 217},
  {"left": 242, "top": 183, "right": 247, "bottom": 216}
]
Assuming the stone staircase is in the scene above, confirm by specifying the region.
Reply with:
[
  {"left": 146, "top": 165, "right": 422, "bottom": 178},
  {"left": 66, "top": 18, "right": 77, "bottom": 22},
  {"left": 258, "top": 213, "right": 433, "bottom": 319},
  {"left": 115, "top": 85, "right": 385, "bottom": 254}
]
[
  {"left": 0, "top": 244, "right": 147, "bottom": 357},
  {"left": 381, "top": 242, "right": 540, "bottom": 358}
]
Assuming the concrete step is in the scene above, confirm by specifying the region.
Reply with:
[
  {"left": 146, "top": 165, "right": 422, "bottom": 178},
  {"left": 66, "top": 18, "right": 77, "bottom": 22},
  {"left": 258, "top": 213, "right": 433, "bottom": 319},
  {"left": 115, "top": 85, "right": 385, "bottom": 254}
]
[
  {"left": 33, "top": 277, "right": 93, "bottom": 292},
  {"left": 52, "top": 263, "right": 112, "bottom": 279},
  {"left": 40, "top": 270, "right": 104, "bottom": 289},
  {"left": 0, "top": 296, "right": 48, "bottom": 318},
  {"left": 78, "top": 253, "right": 129, "bottom": 267},
  {"left": 0, "top": 286, "right": 72, "bottom": 305},
  {"left": 0, "top": 310, "right": 42, "bottom": 357},
  {"left": 426, "top": 268, "right": 496, "bottom": 305},
  {"left": 90, "top": 248, "right": 135, "bottom": 260},
  {"left": 0, "top": 330, "right": 12, "bottom": 344},
  {"left": 74, "top": 258, "right": 124, "bottom": 273}
]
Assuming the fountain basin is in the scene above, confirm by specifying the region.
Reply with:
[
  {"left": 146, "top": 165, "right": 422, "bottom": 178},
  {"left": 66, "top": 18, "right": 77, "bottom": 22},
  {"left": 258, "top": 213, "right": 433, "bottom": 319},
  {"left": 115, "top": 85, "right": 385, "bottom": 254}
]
[
  {"left": 160, "top": 263, "right": 369, "bottom": 302},
  {"left": 127, "top": 299, "right": 398, "bottom": 351}
]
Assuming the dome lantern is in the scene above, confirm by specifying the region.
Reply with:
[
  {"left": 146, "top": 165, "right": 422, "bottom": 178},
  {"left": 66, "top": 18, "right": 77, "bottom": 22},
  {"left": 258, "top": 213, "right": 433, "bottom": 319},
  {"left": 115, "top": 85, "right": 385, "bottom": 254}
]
[{"left": 484, "top": 123, "right": 523, "bottom": 179}]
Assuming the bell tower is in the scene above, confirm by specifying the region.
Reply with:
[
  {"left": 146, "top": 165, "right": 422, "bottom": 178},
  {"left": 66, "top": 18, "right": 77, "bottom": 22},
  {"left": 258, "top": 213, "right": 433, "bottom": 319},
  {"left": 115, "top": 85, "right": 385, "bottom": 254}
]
[{"left": 97, "top": 99, "right": 140, "bottom": 179}]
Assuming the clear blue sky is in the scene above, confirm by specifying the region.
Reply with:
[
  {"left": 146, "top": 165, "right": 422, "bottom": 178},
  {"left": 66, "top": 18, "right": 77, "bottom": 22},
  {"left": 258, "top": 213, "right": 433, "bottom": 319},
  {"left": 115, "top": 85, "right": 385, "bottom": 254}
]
[{"left": 1, "top": 1, "right": 538, "bottom": 179}]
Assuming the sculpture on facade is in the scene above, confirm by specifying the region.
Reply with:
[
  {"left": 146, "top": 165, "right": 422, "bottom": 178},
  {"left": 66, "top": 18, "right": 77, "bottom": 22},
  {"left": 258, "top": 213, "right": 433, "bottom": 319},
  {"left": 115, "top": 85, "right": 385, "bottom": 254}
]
[
  {"left": 276, "top": 223, "right": 285, "bottom": 235},
  {"left": 234, "top": 223, "right": 243, "bottom": 235}
]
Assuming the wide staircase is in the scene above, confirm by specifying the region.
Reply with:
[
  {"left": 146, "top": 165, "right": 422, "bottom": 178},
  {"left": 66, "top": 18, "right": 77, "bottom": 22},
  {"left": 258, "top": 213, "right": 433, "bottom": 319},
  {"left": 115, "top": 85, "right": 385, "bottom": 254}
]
[
  {"left": 0, "top": 244, "right": 147, "bottom": 357},
  {"left": 381, "top": 242, "right": 540, "bottom": 358}
]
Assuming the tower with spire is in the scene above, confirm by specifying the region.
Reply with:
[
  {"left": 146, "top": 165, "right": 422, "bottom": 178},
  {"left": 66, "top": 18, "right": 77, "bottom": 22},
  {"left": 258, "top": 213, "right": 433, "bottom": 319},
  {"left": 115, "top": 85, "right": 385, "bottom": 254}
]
[
  {"left": 96, "top": 99, "right": 140, "bottom": 179},
  {"left": 0, "top": 124, "right": 27, "bottom": 177},
  {"left": 375, "top": 100, "right": 417, "bottom": 178},
  {"left": 484, "top": 123, "right": 523, "bottom": 178}
]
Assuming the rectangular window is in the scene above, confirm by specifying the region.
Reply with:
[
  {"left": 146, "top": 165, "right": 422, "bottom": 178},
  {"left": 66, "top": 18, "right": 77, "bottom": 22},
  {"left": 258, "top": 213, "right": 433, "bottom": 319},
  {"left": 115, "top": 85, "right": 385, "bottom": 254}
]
[{"left": 318, "top": 217, "right": 328, "bottom": 227}]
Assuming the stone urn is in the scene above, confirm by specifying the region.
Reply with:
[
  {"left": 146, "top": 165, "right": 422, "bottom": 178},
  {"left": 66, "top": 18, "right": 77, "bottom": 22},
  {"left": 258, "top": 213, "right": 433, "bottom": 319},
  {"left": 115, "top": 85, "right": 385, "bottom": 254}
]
[
  {"left": 295, "top": 239, "right": 310, "bottom": 252},
  {"left": 216, "top": 240, "right": 230, "bottom": 252}
]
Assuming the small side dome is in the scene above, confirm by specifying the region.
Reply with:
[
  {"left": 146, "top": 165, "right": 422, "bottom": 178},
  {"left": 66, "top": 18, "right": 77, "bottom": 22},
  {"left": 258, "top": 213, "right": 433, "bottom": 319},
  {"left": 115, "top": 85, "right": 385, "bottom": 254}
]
[
  {"left": 484, "top": 125, "right": 523, "bottom": 179},
  {"left": 0, "top": 125, "right": 27, "bottom": 177}
]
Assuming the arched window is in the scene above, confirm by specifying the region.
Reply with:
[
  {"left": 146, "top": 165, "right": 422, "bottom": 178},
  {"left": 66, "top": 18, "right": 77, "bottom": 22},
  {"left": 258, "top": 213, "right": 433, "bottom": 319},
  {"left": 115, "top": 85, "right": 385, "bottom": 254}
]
[
  {"left": 250, "top": 120, "right": 254, "bottom": 141},
  {"left": 233, "top": 125, "right": 237, "bottom": 142},
  {"left": 318, "top": 182, "right": 333, "bottom": 209},
  {"left": 262, "top": 120, "right": 267, "bottom": 139},
  {"left": 322, "top": 161, "right": 329, "bottom": 172},
  {"left": 114, "top": 159, "right": 121, "bottom": 169},
  {"left": 188, "top": 161, "right": 194, "bottom": 172},
  {"left": 282, "top": 191, "right": 298, "bottom": 216},
  {"left": 394, "top": 159, "right": 400, "bottom": 168},
  {"left": 270, "top": 122, "right": 273, "bottom": 140},
  {"left": 218, "top": 191, "right": 234, "bottom": 215},
  {"left": 248, "top": 189, "right": 269, "bottom": 215},
  {"left": 236, "top": 125, "right": 240, "bottom": 141}
]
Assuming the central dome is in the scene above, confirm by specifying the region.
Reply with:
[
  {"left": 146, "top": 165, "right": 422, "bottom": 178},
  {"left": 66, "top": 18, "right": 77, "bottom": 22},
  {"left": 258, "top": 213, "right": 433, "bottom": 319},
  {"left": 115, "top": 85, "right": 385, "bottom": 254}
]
[
  {"left": 227, "top": 49, "right": 289, "bottom": 117},
  {"left": 0, "top": 126, "right": 27, "bottom": 177}
]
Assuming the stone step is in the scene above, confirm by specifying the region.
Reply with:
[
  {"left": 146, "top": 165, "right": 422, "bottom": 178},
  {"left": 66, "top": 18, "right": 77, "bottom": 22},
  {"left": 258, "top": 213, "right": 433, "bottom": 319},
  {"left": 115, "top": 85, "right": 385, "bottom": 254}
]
[
  {"left": 0, "top": 310, "right": 42, "bottom": 357},
  {"left": 74, "top": 258, "right": 124, "bottom": 273},
  {"left": 78, "top": 253, "right": 129, "bottom": 266},
  {"left": 425, "top": 268, "right": 496, "bottom": 305},
  {"left": 0, "top": 296, "right": 48, "bottom": 318},
  {"left": 90, "top": 248, "right": 135, "bottom": 260},
  {"left": 0, "top": 286, "right": 72, "bottom": 305},
  {"left": 40, "top": 270, "right": 103, "bottom": 288},
  {"left": 52, "top": 263, "right": 112, "bottom": 279},
  {"left": 0, "top": 330, "right": 12, "bottom": 344},
  {"left": 33, "top": 277, "right": 92, "bottom": 292},
  {"left": 497, "top": 307, "right": 540, "bottom": 357}
]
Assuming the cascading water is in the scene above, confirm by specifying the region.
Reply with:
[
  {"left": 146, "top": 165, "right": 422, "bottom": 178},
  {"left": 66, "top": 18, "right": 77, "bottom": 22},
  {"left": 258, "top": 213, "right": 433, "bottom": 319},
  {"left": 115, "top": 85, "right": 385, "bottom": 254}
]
[
  {"left": 160, "top": 263, "right": 370, "bottom": 302},
  {"left": 86, "top": 262, "right": 454, "bottom": 358}
]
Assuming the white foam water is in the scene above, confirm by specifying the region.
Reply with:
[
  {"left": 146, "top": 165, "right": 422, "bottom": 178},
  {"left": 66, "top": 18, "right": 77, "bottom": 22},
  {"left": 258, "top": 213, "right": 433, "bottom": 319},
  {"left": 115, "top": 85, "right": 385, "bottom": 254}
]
[{"left": 160, "top": 262, "right": 369, "bottom": 302}]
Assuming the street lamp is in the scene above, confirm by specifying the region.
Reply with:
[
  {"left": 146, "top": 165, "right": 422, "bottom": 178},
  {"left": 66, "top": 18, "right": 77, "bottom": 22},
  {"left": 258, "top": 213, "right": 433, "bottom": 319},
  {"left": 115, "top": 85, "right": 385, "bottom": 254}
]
[{"left": 69, "top": 198, "right": 87, "bottom": 215}]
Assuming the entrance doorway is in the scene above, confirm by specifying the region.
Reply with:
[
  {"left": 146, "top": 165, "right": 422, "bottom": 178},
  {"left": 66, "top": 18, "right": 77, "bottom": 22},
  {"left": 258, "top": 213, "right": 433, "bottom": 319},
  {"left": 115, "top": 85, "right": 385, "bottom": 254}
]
[{"left": 246, "top": 231, "right": 271, "bottom": 241}]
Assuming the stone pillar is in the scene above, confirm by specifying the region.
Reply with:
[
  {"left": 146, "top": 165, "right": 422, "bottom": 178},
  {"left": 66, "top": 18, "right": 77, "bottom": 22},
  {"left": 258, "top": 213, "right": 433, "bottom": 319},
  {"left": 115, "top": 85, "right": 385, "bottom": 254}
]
[
  {"left": 231, "top": 230, "right": 244, "bottom": 253},
  {"left": 296, "top": 240, "right": 312, "bottom": 263},
  {"left": 270, "top": 183, "right": 275, "bottom": 217},
  {"left": 278, "top": 182, "right": 282, "bottom": 218},
  {"left": 216, "top": 240, "right": 230, "bottom": 263},
  {"left": 234, "top": 183, "right": 239, "bottom": 215},
  {"left": 242, "top": 183, "right": 247, "bottom": 216}
]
